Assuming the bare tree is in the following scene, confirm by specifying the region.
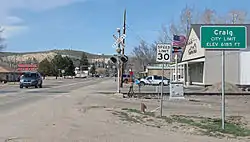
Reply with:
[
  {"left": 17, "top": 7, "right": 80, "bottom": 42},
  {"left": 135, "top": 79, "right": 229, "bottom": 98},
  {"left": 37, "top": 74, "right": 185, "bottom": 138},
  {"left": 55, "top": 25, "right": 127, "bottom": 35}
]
[
  {"left": 202, "top": 8, "right": 217, "bottom": 24},
  {"left": 228, "top": 10, "right": 248, "bottom": 24},
  {"left": 179, "top": 5, "right": 194, "bottom": 35},
  {"left": 0, "top": 26, "right": 5, "bottom": 51},
  {"left": 132, "top": 40, "right": 155, "bottom": 71}
]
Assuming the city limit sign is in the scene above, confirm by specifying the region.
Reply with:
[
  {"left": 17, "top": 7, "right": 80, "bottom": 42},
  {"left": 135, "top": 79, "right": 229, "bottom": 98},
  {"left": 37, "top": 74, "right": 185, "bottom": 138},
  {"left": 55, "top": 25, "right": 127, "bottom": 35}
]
[{"left": 200, "top": 26, "right": 247, "bottom": 49}]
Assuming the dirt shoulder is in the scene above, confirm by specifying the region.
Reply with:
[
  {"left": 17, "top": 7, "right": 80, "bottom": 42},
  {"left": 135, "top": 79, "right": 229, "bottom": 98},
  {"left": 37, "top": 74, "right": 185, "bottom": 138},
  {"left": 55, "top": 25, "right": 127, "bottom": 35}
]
[{"left": 0, "top": 79, "right": 249, "bottom": 142}]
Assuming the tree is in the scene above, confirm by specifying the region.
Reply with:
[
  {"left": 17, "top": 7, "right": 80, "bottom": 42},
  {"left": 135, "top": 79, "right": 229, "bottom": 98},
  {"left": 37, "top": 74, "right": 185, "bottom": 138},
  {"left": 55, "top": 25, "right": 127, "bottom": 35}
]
[
  {"left": 201, "top": 8, "right": 216, "bottom": 24},
  {"left": 0, "top": 27, "right": 5, "bottom": 51},
  {"left": 79, "top": 52, "right": 89, "bottom": 71},
  {"left": 132, "top": 40, "right": 155, "bottom": 71},
  {"left": 51, "top": 54, "right": 65, "bottom": 70},
  {"left": 51, "top": 54, "right": 66, "bottom": 77},
  {"left": 38, "top": 58, "right": 54, "bottom": 76},
  {"left": 63, "top": 56, "right": 75, "bottom": 76},
  {"left": 227, "top": 10, "right": 248, "bottom": 24},
  {"left": 89, "top": 64, "right": 96, "bottom": 76}
]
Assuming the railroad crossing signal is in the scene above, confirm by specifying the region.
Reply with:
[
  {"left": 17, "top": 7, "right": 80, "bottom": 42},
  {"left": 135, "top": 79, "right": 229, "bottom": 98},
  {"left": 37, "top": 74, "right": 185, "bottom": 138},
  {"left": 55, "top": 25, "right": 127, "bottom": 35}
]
[
  {"left": 110, "top": 54, "right": 128, "bottom": 64},
  {"left": 110, "top": 56, "right": 117, "bottom": 64},
  {"left": 112, "top": 34, "right": 126, "bottom": 48}
]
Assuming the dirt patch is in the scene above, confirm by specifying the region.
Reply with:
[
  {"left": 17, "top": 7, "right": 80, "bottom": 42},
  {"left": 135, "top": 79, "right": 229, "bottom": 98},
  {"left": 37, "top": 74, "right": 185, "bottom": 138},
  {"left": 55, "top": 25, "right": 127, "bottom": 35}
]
[
  {"left": 4, "top": 137, "right": 33, "bottom": 142},
  {"left": 111, "top": 108, "right": 250, "bottom": 139},
  {"left": 203, "top": 82, "right": 243, "bottom": 93},
  {"left": 77, "top": 105, "right": 107, "bottom": 113}
]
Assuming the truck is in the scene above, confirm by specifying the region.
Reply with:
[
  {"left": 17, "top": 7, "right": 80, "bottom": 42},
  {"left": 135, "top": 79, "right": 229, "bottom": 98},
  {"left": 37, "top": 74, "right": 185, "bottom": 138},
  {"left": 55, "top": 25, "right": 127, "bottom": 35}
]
[
  {"left": 74, "top": 67, "right": 88, "bottom": 78},
  {"left": 139, "top": 75, "right": 170, "bottom": 86}
]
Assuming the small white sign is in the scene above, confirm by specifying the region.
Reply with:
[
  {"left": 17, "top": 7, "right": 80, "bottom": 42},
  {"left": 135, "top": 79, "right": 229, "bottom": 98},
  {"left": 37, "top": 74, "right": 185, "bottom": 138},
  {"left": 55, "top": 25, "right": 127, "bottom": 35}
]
[
  {"left": 113, "top": 34, "right": 125, "bottom": 47},
  {"left": 156, "top": 43, "right": 171, "bottom": 62}
]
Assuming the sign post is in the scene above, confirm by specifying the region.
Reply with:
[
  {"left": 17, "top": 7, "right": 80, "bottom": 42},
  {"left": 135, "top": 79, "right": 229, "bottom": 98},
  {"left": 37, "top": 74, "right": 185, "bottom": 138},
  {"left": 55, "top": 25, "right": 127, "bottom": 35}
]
[
  {"left": 200, "top": 25, "right": 247, "bottom": 130},
  {"left": 156, "top": 43, "right": 171, "bottom": 117}
]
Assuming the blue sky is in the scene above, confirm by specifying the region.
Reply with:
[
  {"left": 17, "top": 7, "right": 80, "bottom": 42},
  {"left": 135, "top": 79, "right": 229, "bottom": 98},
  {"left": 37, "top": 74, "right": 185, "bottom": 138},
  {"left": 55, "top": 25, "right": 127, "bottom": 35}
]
[{"left": 0, "top": 0, "right": 249, "bottom": 55}]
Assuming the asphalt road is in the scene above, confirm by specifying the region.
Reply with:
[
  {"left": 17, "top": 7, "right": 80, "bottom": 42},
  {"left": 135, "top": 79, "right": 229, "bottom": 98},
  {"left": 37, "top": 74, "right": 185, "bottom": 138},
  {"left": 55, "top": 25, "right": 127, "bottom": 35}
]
[{"left": 0, "top": 77, "right": 106, "bottom": 113}]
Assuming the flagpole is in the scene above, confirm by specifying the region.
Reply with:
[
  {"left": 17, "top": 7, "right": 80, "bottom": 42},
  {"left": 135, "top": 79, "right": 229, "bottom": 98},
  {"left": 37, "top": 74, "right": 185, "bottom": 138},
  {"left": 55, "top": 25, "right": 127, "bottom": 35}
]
[{"left": 175, "top": 53, "right": 178, "bottom": 81}]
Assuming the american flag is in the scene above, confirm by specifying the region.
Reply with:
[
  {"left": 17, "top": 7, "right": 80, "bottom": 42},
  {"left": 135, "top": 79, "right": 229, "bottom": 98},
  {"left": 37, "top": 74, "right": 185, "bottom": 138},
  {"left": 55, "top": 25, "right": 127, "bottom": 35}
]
[
  {"left": 172, "top": 35, "right": 186, "bottom": 47},
  {"left": 171, "top": 34, "right": 186, "bottom": 62}
]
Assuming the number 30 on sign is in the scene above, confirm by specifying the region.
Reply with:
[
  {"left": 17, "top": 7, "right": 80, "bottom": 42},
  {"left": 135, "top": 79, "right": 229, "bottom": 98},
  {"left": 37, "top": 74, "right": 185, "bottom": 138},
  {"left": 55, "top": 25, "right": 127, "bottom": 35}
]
[{"left": 156, "top": 44, "right": 172, "bottom": 62}]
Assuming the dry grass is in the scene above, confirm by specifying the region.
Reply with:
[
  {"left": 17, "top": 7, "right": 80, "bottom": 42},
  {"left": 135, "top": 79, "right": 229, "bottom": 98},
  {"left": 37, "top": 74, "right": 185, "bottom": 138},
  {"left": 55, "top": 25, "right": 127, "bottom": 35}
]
[{"left": 113, "top": 108, "right": 250, "bottom": 138}]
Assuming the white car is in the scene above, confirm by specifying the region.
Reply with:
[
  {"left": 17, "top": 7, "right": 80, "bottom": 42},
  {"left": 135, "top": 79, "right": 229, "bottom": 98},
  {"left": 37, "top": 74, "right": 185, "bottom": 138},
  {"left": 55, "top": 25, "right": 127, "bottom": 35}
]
[{"left": 140, "top": 75, "right": 169, "bottom": 86}]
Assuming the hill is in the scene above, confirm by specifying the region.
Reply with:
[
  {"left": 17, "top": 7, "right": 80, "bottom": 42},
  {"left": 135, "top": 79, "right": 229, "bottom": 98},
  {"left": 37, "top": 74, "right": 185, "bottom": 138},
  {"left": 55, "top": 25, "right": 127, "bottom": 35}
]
[{"left": 0, "top": 49, "right": 112, "bottom": 65}]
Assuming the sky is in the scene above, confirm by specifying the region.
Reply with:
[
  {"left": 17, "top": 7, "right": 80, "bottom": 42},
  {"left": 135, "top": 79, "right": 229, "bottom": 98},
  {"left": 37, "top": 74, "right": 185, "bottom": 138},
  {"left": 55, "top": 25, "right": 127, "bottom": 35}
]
[{"left": 0, "top": 0, "right": 249, "bottom": 55}]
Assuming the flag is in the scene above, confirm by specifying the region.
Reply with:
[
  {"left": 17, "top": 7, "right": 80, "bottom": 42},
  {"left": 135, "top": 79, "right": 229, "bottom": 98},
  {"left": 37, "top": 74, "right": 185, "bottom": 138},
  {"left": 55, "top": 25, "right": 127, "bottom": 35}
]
[
  {"left": 172, "top": 48, "right": 182, "bottom": 53},
  {"left": 172, "top": 35, "right": 186, "bottom": 47},
  {"left": 171, "top": 34, "right": 186, "bottom": 62}
]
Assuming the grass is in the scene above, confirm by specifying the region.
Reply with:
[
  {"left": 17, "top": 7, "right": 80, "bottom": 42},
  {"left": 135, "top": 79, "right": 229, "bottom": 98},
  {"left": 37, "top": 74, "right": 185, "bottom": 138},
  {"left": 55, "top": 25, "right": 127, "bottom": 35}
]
[
  {"left": 112, "top": 111, "right": 141, "bottom": 123},
  {"left": 121, "top": 108, "right": 155, "bottom": 117},
  {"left": 118, "top": 108, "right": 250, "bottom": 138},
  {"left": 170, "top": 115, "right": 250, "bottom": 137}
]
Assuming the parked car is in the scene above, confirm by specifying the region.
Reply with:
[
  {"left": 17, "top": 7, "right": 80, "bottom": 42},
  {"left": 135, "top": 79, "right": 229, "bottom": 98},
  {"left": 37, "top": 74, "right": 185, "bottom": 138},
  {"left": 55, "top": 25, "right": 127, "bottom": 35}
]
[
  {"left": 139, "top": 75, "right": 169, "bottom": 86},
  {"left": 19, "top": 72, "right": 43, "bottom": 88}
]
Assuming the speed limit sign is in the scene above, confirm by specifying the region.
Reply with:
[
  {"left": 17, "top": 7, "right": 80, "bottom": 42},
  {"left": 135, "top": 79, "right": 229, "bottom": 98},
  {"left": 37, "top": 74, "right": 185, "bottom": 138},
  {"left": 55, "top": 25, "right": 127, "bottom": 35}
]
[{"left": 156, "top": 43, "right": 171, "bottom": 62}]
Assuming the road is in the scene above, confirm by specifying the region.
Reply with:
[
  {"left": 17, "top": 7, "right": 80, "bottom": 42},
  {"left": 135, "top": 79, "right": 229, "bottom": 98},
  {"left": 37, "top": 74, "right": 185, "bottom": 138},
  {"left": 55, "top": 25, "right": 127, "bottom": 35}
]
[
  {"left": 0, "top": 77, "right": 106, "bottom": 113},
  {"left": 0, "top": 78, "right": 247, "bottom": 142}
]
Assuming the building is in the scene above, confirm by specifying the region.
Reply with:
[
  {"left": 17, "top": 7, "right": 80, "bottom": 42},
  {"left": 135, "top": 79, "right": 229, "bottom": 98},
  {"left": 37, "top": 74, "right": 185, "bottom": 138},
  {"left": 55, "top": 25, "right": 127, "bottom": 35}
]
[
  {"left": 0, "top": 65, "right": 19, "bottom": 82},
  {"left": 175, "top": 24, "right": 250, "bottom": 86},
  {"left": 145, "top": 64, "right": 184, "bottom": 80},
  {"left": 17, "top": 64, "right": 38, "bottom": 72}
]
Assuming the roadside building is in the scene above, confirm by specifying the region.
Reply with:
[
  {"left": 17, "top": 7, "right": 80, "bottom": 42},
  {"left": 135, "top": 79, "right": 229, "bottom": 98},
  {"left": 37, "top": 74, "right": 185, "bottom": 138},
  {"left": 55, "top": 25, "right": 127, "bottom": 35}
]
[
  {"left": 175, "top": 24, "right": 250, "bottom": 87},
  {"left": 0, "top": 66, "right": 18, "bottom": 82},
  {"left": 146, "top": 64, "right": 184, "bottom": 79},
  {"left": 17, "top": 64, "right": 38, "bottom": 72}
]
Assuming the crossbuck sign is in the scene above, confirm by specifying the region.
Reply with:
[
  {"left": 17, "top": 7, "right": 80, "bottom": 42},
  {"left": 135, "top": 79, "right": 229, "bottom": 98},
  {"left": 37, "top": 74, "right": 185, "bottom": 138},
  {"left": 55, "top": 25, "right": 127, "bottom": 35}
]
[
  {"left": 112, "top": 34, "right": 126, "bottom": 48},
  {"left": 156, "top": 43, "right": 172, "bottom": 62}
]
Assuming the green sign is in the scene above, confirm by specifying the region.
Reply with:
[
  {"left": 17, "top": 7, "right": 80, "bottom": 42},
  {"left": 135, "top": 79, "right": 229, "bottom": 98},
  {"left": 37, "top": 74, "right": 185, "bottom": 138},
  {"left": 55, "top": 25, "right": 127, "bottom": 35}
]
[{"left": 200, "top": 26, "right": 247, "bottom": 49}]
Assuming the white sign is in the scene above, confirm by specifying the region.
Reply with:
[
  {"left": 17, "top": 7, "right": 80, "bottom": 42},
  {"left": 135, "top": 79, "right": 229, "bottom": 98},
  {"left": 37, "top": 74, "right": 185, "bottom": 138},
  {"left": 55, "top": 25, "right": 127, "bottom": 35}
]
[
  {"left": 113, "top": 34, "right": 125, "bottom": 47},
  {"left": 156, "top": 44, "right": 171, "bottom": 62}
]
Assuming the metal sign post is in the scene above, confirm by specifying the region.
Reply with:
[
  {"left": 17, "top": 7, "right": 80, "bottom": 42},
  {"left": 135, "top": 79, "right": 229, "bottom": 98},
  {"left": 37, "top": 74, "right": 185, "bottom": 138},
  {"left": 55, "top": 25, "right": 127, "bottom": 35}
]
[
  {"left": 222, "top": 50, "right": 225, "bottom": 129},
  {"left": 160, "top": 63, "right": 164, "bottom": 116},
  {"left": 156, "top": 43, "right": 171, "bottom": 117},
  {"left": 117, "top": 54, "right": 120, "bottom": 93},
  {"left": 174, "top": 54, "right": 178, "bottom": 81}
]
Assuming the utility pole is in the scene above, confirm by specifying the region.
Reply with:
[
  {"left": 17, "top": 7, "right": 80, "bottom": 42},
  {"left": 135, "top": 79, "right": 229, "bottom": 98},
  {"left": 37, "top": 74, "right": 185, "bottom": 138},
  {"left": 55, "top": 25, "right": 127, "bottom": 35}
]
[
  {"left": 120, "top": 9, "right": 126, "bottom": 88},
  {"left": 14, "top": 54, "right": 17, "bottom": 84},
  {"left": 117, "top": 28, "right": 121, "bottom": 93}
]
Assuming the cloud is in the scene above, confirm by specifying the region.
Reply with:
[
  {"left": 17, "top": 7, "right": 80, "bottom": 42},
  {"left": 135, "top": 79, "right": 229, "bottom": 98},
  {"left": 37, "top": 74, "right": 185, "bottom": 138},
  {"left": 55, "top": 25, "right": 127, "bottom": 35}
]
[
  {"left": 0, "top": 0, "right": 87, "bottom": 38},
  {"left": 0, "top": 0, "right": 87, "bottom": 18},
  {"left": 6, "top": 16, "right": 24, "bottom": 24},
  {"left": 21, "top": 0, "right": 86, "bottom": 11},
  {"left": 1, "top": 25, "right": 29, "bottom": 38}
]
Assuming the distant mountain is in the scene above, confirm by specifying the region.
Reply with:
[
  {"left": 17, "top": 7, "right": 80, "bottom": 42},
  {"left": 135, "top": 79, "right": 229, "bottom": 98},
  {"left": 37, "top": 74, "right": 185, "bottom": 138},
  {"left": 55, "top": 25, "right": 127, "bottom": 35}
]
[{"left": 0, "top": 49, "right": 112, "bottom": 65}]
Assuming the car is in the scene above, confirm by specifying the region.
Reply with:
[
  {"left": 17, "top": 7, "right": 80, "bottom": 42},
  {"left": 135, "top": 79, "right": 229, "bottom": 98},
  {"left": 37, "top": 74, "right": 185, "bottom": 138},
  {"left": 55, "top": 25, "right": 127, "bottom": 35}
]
[
  {"left": 19, "top": 72, "right": 43, "bottom": 88},
  {"left": 139, "top": 75, "right": 170, "bottom": 86}
]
